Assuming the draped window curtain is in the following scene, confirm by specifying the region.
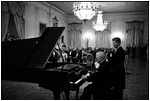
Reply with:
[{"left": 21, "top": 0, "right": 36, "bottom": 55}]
[
  {"left": 68, "top": 23, "right": 82, "bottom": 49},
  {"left": 2, "top": 2, "right": 25, "bottom": 41},
  {"left": 95, "top": 23, "right": 111, "bottom": 48},
  {"left": 125, "top": 21, "right": 144, "bottom": 57},
  {"left": 2, "top": 2, "right": 10, "bottom": 41}
]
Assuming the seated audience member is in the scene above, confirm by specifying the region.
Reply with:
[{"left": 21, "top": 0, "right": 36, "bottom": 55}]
[
  {"left": 62, "top": 51, "right": 68, "bottom": 62},
  {"left": 93, "top": 48, "right": 97, "bottom": 61},
  {"left": 77, "top": 49, "right": 83, "bottom": 63},
  {"left": 61, "top": 44, "right": 68, "bottom": 62},
  {"left": 86, "top": 53, "right": 94, "bottom": 71},
  {"left": 80, "top": 51, "right": 111, "bottom": 100},
  {"left": 72, "top": 48, "right": 80, "bottom": 63},
  {"left": 67, "top": 48, "right": 73, "bottom": 62},
  {"left": 71, "top": 49, "right": 77, "bottom": 62},
  {"left": 132, "top": 43, "right": 136, "bottom": 58},
  {"left": 49, "top": 48, "right": 59, "bottom": 63},
  {"left": 126, "top": 44, "right": 131, "bottom": 57},
  {"left": 82, "top": 49, "right": 88, "bottom": 63}
]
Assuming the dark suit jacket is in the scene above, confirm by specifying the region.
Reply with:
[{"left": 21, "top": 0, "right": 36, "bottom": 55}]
[
  {"left": 109, "top": 46, "right": 125, "bottom": 89},
  {"left": 49, "top": 51, "right": 59, "bottom": 63},
  {"left": 87, "top": 60, "right": 111, "bottom": 88}
]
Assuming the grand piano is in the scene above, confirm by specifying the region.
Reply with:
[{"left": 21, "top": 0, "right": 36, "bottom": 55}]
[{"left": 2, "top": 27, "right": 88, "bottom": 100}]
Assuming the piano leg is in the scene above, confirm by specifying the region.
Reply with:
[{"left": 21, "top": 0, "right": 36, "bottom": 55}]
[
  {"left": 64, "top": 90, "right": 70, "bottom": 100},
  {"left": 76, "top": 88, "right": 79, "bottom": 99},
  {"left": 53, "top": 90, "right": 61, "bottom": 100}
]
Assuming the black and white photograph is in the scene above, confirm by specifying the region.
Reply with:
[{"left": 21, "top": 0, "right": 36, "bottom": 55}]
[{"left": 1, "top": 1, "right": 149, "bottom": 100}]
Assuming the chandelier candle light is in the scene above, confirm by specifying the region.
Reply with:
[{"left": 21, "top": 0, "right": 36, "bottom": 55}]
[
  {"left": 86, "top": 37, "right": 90, "bottom": 48},
  {"left": 92, "top": 11, "right": 108, "bottom": 31},
  {"left": 92, "top": 11, "right": 107, "bottom": 31},
  {"left": 73, "top": 2, "right": 99, "bottom": 22}
]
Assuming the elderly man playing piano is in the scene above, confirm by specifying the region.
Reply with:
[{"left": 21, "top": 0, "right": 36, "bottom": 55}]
[{"left": 80, "top": 51, "right": 111, "bottom": 100}]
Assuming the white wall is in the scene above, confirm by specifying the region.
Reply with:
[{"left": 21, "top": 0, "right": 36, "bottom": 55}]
[
  {"left": 25, "top": 2, "right": 37, "bottom": 38},
  {"left": 25, "top": 2, "right": 68, "bottom": 46},
  {"left": 25, "top": 2, "right": 50, "bottom": 38},
  {"left": 51, "top": 6, "right": 68, "bottom": 46}
]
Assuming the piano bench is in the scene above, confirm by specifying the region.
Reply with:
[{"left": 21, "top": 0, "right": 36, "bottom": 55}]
[{"left": 64, "top": 86, "right": 80, "bottom": 100}]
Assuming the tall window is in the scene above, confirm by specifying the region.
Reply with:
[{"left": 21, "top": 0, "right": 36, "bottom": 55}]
[{"left": 126, "top": 21, "right": 144, "bottom": 57}]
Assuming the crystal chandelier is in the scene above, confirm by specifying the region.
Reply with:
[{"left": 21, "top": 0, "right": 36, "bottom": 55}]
[
  {"left": 73, "top": 2, "right": 99, "bottom": 22},
  {"left": 92, "top": 11, "right": 107, "bottom": 31}
]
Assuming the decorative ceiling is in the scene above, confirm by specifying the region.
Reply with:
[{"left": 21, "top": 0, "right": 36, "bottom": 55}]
[{"left": 48, "top": 1, "right": 148, "bottom": 15}]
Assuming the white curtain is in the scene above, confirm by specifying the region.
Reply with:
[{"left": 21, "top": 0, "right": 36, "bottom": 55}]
[
  {"left": 2, "top": 12, "right": 10, "bottom": 41},
  {"left": 68, "top": 23, "right": 82, "bottom": 49},
  {"left": 95, "top": 23, "right": 111, "bottom": 48},
  {"left": 14, "top": 15, "right": 24, "bottom": 39},
  {"left": 1, "top": 1, "right": 25, "bottom": 41},
  {"left": 9, "top": 2, "right": 25, "bottom": 39},
  {"left": 126, "top": 21, "right": 144, "bottom": 57},
  {"left": 1, "top": 2, "right": 10, "bottom": 41}
]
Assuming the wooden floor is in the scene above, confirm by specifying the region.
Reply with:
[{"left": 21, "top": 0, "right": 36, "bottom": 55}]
[
  {"left": 123, "top": 58, "right": 149, "bottom": 100},
  {"left": 1, "top": 58, "right": 149, "bottom": 100}
]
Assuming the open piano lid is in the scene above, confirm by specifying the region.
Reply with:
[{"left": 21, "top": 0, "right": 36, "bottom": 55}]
[
  {"left": 2, "top": 27, "right": 65, "bottom": 82},
  {"left": 25, "top": 27, "right": 65, "bottom": 69},
  {"left": 2, "top": 27, "right": 65, "bottom": 69}
]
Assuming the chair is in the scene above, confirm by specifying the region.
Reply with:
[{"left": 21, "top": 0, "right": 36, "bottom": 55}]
[
  {"left": 86, "top": 53, "right": 94, "bottom": 71},
  {"left": 124, "top": 54, "right": 131, "bottom": 74}
]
